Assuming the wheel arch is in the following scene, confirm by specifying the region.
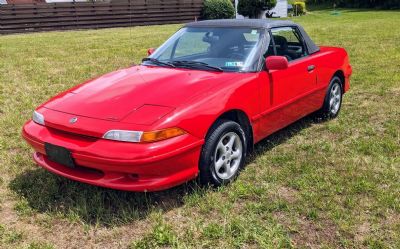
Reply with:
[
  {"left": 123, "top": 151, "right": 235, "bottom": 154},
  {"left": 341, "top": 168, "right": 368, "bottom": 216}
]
[
  {"left": 333, "top": 70, "right": 345, "bottom": 92},
  {"left": 209, "top": 109, "right": 254, "bottom": 153}
]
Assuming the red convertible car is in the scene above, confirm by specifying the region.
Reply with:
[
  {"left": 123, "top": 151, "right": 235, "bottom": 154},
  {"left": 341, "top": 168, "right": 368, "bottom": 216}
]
[{"left": 22, "top": 20, "right": 352, "bottom": 192}]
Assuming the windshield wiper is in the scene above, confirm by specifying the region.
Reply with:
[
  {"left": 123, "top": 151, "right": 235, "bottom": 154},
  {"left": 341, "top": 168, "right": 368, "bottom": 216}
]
[
  {"left": 171, "top": 60, "right": 223, "bottom": 72},
  {"left": 142, "top": 58, "right": 175, "bottom": 67}
]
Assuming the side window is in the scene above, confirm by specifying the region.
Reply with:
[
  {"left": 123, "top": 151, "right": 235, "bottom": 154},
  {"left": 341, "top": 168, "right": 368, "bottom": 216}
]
[{"left": 270, "top": 27, "right": 308, "bottom": 61}]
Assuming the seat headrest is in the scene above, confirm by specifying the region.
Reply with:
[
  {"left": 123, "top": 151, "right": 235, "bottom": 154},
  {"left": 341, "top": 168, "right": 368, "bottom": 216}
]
[{"left": 273, "top": 35, "right": 288, "bottom": 50}]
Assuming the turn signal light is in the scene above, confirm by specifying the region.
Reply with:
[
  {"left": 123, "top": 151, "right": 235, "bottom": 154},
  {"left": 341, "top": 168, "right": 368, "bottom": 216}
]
[{"left": 141, "top": 127, "right": 186, "bottom": 143}]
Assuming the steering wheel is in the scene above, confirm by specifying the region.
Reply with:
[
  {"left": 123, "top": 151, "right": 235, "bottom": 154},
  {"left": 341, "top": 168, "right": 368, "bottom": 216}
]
[{"left": 228, "top": 52, "right": 246, "bottom": 60}]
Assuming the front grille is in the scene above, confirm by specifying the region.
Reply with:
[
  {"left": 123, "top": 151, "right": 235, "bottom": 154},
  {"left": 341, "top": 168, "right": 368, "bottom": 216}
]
[{"left": 47, "top": 126, "right": 98, "bottom": 142}]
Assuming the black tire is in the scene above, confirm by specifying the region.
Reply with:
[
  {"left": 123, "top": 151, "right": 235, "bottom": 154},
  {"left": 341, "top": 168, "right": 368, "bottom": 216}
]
[
  {"left": 316, "top": 76, "right": 343, "bottom": 120},
  {"left": 199, "top": 119, "right": 247, "bottom": 187}
]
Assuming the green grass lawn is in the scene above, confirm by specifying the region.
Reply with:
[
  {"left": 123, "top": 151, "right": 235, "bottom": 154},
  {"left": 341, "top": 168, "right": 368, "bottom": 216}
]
[{"left": 0, "top": 9, "right": 399, "bottom": 249}]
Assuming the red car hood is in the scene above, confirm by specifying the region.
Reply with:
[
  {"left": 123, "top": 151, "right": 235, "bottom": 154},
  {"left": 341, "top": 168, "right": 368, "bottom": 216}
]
[{"left": 44, "top": 65, "right": 239, "bottom": 122}]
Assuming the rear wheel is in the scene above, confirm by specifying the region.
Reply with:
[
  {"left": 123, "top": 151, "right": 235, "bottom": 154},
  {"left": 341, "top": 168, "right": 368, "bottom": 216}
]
[
  {"left": 199, "top": 120, "right": 247, "bottom": 187},
  {"left": 317, "top": 76, "right": 343, "bottom": 119}
]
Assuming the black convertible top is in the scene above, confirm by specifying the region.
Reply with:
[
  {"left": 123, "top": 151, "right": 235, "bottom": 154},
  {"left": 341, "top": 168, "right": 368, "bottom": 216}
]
[
  {"left": 185, "top": 19, "right": 320, "bottom": 54},
  {"left": 185, "top": 19, "right": 294, "bottom": 29}
]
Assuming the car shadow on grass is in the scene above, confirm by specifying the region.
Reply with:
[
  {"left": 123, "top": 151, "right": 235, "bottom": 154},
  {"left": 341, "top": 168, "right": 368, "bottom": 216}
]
[
  {"left": 9, "top": 169, "right": 202, "bottom": 226},
  {"left": 9, "top": 114, "right": 321, "bottom": 227}
]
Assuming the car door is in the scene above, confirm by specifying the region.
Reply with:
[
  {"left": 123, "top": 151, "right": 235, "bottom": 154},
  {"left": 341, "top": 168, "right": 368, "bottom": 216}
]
[{"left": 257, "top": 26, "right": 318, "bottom": 137}]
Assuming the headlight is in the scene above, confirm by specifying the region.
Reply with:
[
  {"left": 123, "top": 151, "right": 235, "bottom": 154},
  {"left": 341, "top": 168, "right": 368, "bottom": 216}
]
[
  {"left": 103, "top": 127, "right": 186, "bottom": 143},
  {"left": 103, "top": 130, "right": 143, "bottom": 143},
  {"left": 32, "top": 110, "right": 45, "bottom": 125}
]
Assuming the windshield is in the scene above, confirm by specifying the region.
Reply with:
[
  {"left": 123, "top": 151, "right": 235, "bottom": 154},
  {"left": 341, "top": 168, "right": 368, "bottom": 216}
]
[{"left": 143, "top": 27, "right": 265, "bottom": 72}]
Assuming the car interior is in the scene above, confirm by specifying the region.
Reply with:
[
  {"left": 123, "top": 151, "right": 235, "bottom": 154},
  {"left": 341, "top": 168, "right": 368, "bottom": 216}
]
[
  {"left": 164, "top": 29, "right": 261, "bottom": 70},
  {"left": 202, "top": 31, "right": 257, "bottom": 61},
  {"left": 157, "top": 27, "right": 308, "bottom": 71},
  {"left": 265, "top": 27, "right": 308, "bottom": 61}
]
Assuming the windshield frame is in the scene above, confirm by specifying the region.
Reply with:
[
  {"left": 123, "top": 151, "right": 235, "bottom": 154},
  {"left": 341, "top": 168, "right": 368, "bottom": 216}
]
[{"left": 142, "top": 27, "right": 270, "bottom": 73}]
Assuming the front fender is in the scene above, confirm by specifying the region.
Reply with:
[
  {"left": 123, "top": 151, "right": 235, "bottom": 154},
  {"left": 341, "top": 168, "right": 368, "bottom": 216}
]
[{"left": 154, "top": 73, "right": 261, "bottom": 140}]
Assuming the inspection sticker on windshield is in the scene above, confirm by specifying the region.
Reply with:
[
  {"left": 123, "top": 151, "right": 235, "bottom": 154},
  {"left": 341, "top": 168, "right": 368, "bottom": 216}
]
[{"left": 225, "top": 61, "right": 244, "bottom": 67}]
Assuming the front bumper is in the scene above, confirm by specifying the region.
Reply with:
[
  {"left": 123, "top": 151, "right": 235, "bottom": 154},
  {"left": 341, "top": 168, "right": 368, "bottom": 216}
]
[{"left": 22, "top": 121, "right": 203, "bottom": 192}]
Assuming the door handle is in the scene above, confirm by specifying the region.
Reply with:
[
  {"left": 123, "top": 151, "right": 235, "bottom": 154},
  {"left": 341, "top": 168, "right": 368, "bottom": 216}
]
[{"left": 307, "top": 65, "right": 315, "bottom": 72}]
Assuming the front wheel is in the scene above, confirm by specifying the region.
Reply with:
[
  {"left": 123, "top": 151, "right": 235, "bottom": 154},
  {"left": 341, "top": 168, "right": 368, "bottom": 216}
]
[
  {"left": 317, "top": 76, "right": 343, "bottom": 119},
  {"left": 199, "top": 120, "right": 247, "bottom": 187}
]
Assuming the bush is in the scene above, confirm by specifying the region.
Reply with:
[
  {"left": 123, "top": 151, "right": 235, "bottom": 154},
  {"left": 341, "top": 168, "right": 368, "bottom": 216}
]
[
  {"left": 238, "top": 0, "right": 277, "bottom": 18},
  {"left": 293, "top": 1, "right": 307, "bottom": 15},
  {"left": 202, "top": 0, "right": 235, "bottom": 20}
]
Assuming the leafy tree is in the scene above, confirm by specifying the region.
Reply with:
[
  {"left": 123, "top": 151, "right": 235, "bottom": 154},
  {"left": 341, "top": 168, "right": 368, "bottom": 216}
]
[
  {"left": 238, "top": 0, "right": 277, "bottom": 18},
  {"left": 202, "top": 0, "right": 236, "bottom": 19}
]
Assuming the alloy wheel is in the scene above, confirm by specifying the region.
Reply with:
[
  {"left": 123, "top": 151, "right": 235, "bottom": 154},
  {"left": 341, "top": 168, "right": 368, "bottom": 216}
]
[{"left": 213, "top": 132, "right": 243, "bottom": 180}]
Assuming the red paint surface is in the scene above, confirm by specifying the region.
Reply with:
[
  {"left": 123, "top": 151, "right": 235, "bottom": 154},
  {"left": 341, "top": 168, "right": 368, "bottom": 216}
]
[{"left": 22, "top": 46, "right": 351, "bottom": 192}]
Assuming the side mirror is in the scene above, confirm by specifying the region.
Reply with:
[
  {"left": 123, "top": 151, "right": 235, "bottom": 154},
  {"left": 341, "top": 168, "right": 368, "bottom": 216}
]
[
  {"left": 147, "top": 48, "right": 155, "bottom": 56},
  {"left": 265, "top": 56, "right": 289, "bottom": 71}
]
